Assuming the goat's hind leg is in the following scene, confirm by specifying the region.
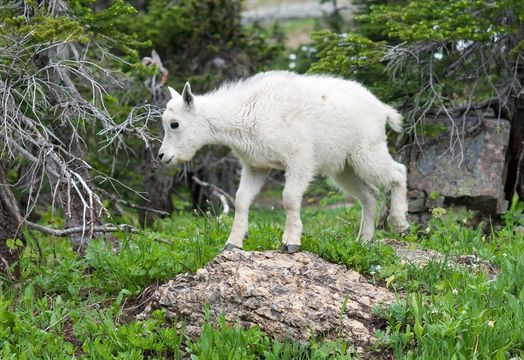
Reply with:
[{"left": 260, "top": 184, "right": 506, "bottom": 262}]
[
  {"left": 330, "top": 165, "right": 378, "bottom": 242},
  {"left": 386, "top": 161, "right": 409, "bottom": 234},
  {"left": 351, "top": 144, "right": 409, "bottom": 234}
]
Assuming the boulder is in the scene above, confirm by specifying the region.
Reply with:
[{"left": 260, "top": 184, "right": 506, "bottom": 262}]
[
  {"left": 138, "top": 250, "right": 395, "bottom": 354},
  {"left": 405, "top": 113, "right": 510, "bottom": 215},
  {"left": 136, "top": 245, "right": 498, "bottom": 357}
]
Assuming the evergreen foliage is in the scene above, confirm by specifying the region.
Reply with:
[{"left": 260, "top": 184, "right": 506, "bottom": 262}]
[
  {"left": 309, "top": 0, "right": 524, "bottom": 110},
  {"left": 0, "top": 0, "right": 143, "bottom": 55}
]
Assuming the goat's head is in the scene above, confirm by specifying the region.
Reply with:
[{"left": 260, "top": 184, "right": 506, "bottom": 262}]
[{"left": 158, "top": 83, "right": 206, "bottom": 165}]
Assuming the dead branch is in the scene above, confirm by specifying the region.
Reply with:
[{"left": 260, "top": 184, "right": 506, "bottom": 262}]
[
  {"left": 0, "top": 167, "right": 23, "bottom": 224},
  {"left": 191, "top": 175, "right": 234, "bottom": 214},
  {"left": 142, "top": 50, "right": 169, "bottom": 87},
  {"left": 93, "top": 186, "right": 169, "bottom": 216},
  {"left": 142, "top": 50, "right": 169, "bottom": 102},
  {"left": 437, "top": 96, "right": 506, "bottom": 116},
  {"left": 25, "top": 221, "right": 138, "bottom": 237},
  {"left": 0, "top": 5, "right": 162, "bottom": 247}
]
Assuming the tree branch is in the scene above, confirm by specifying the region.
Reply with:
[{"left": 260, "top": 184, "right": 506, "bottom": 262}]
[
  {"left": 93, "top": 186, "right": 170, "bottom": 216},
  {"left": 191, "top": 175, "right": 234, "bottom": 214},
  {"left": 25, "top": 221, "right": 138, "bottom": 237},
  {"left": 438, "top": 96, "right": 506, "bottom": 116}
]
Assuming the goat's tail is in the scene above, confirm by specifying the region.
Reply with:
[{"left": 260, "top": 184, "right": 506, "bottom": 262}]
[{"left": 385, "top": 106, "right": 403, "bottom": 132}]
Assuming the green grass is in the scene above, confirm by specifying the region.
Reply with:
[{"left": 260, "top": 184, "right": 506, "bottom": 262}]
[{"left": 1, "top": 195, "right": 524, "bottom": 359}]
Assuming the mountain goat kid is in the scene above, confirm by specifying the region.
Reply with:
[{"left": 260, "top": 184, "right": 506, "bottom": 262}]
[{"left": 159, "top": 71, "right": 409, "bottom": 253}]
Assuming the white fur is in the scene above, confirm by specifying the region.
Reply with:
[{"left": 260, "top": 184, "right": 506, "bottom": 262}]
[{"left": 159, "top": 71, "right": 409, "bottom": 248}]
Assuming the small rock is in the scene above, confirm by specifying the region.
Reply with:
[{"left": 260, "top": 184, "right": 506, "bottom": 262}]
[{"left": 383, "top": 239, "right": 498, "bottom": 278}]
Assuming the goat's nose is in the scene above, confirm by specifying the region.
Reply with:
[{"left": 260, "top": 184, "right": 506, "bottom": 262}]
[{"left": 158, "top": 153, "right": 164, "bottom": 160}]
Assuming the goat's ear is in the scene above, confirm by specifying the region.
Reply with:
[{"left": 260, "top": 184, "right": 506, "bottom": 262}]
[
  {"left": 168, "top": 86, "right": 181, "bottom": 99},
  {"left": 182, "top": 82, "right": 194, "bottom": 107}
]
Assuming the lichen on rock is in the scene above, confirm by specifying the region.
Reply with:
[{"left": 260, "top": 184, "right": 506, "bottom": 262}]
[{"left": 138, "top": 250, "right": 395, "bottom": 352}]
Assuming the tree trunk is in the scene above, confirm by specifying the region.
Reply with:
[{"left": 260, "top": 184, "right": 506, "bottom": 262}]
[
  {"left": 506, "top": 94, "right": 524, "bottom": 201},
  {"left": 188, "top": 150, "right": 238, "bottom": 212},
  {"left": 187, "top": 169, "right": 210, "bottom": 212},
  {"left": 140, "top": 146, "right": 173, "bottom": 227},
  {"left": 504, "top": 29, "right": 524, "bottom": 201},
  {"left": 0, "top": 165, "right": 24, "bottom": 275}
]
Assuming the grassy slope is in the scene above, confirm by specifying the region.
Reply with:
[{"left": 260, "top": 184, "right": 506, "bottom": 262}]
[{"left": 1, "top": 195, "right": 524, "bottom": 359}]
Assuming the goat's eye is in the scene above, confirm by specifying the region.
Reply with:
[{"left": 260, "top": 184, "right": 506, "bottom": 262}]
[{"left": 170, "top": 122, "right": 179, "bottom": 130}]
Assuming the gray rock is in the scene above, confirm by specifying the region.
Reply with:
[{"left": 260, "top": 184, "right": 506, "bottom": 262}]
[
  {"left": 407, "top": 189, "right": 426, "bottom": 213},
  {"left": 384, "top": 239, "right": 498, "bottom": 278},
  {"left": 138, "top": 250, "right": 395, "bottom": 353},
  {"left": 405, "top": 113, "right": 510, "bottom": 213}
]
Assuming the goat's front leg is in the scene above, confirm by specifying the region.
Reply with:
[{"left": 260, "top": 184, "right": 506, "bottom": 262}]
[
  {"left": 281, "top": 166, "right": 313, "bottom": 254},
  {"left": 224, "top": 166, "right": 267, "bottom": 250}
]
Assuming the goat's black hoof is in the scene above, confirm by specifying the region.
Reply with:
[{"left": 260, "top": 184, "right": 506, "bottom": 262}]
[
  {"left": 223, "top": 243, "right": 242, "bottom": 252},
  {"left": 282, "top": 244, "right": 300, "bottom": 254}
]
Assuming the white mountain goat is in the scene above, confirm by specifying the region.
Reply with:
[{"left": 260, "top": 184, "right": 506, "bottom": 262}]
[{"left": 159, "top": 71, "right": 409, "bottom": 253}]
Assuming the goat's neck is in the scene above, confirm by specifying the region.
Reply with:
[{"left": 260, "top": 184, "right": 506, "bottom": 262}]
[{"left": 198, "top": 96, "right": 251, "bottom": 150}]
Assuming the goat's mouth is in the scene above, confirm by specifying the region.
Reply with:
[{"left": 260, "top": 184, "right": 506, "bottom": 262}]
[{"left": 163, "top": 152, "right": 194, "bottom": 165}]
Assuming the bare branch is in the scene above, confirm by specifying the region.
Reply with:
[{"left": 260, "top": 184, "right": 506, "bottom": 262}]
[
  {"left": 25, "top": 221, "right": 138, "bottom": 237},
  {"left": 142, "top": 50, "right": 169, "bottom": 88},
  {"left": 0, "top": 7, "right": 165, "bottom": 245},
  {"left": 191, "top": 175, "right": 234, "bottom": 214},
  {"left": 93, "top": 186, "right": 169, "bottom": 216},
  {"left": 436, "top": 96, "right": 505, "bottom": 115}
]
